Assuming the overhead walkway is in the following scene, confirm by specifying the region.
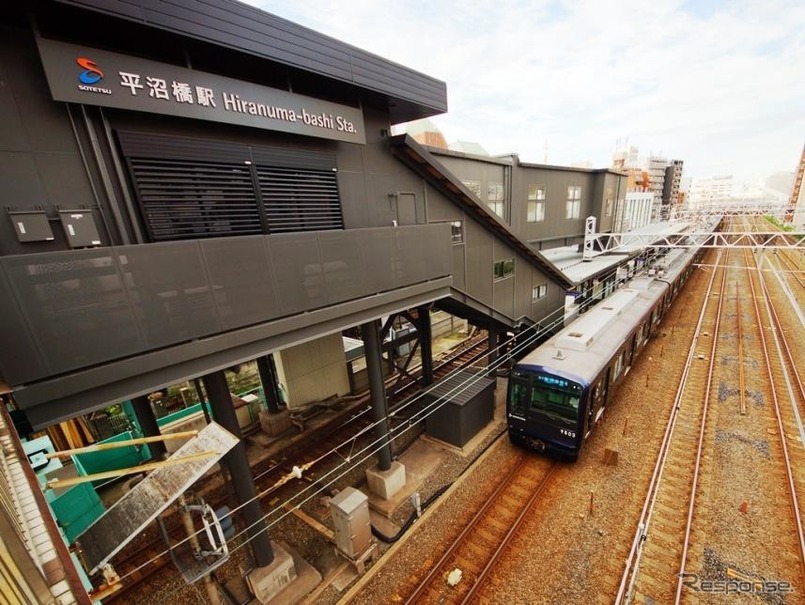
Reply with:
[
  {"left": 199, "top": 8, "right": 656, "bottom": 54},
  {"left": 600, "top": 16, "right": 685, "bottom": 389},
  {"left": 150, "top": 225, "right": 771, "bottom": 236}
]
[
  {"left": 390, "top": 135, "right": 577, "bottom": 328},
  {"left": 389, "top": 135, "right": 658, "bottom": 329}
]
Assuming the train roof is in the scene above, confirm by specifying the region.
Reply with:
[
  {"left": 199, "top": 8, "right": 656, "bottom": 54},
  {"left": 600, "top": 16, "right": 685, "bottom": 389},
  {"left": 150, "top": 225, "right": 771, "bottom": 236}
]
[
  {"left": 519, "top": 284, "right": 663, "bottom": 385},
  {"left": 518, "top": 243, "right": 701, "bottom": 385}
]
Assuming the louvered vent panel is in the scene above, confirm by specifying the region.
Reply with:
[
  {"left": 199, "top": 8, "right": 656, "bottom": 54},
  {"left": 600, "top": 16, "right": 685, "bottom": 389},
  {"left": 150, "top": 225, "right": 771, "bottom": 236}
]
[
  {"left": 257, "top": 166, "right": 343, "bottom": 233},
  {"left": 129, "top": 158, "right": 262, "bottom": 241}
]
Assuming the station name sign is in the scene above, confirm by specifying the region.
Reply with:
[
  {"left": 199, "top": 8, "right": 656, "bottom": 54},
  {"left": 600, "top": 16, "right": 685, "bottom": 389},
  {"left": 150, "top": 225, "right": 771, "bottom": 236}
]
[{"left": 36, "top": 37, "right": 366, "bottom": 144}]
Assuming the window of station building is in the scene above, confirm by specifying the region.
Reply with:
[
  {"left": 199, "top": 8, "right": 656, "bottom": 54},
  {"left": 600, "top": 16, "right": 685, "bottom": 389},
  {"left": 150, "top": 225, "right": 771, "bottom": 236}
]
[
  {"left": 488, "top": 181, "right": 505, "bottom": 218},
  {"left": 527, "top": 184, "right": 546, "bottom": 222},
  {"left": 493, "top": 258, "right": 514, "bottom": 280},
  {"left": 566, "top": 185, "right": 582, "bottom": 220},
  {"left": 532, "top": 283, "right": 548, "bottom": 300},
  {"left": 462, "top": 179, "right": 481, "bottom": 198},
  {"left": 450, "top": 220, "right": 464, "bottom": 244},
  {"left": 605, "top": 187, "right": 614, "bottom": 216}
]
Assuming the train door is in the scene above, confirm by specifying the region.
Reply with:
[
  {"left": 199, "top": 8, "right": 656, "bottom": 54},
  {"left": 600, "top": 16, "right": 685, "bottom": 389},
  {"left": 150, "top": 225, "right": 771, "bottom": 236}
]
[
  {"left": 590, "top": 370, "right": 610, "bottom": 427},
  {"left": 586, "top": 379, "right": 605, "bottom": 437},
  {"left": 627, "top": 334, "right": 637, "bottom": 369},
  {"left": 585, "top": 383, "right": 598, "bottom": 437}
]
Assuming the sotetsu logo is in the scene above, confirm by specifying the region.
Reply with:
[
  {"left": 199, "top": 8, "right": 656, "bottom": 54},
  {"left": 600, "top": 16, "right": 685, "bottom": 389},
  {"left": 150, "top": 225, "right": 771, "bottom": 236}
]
[{"left": 76, "top": 57, "right": 103, "bottom": 84}]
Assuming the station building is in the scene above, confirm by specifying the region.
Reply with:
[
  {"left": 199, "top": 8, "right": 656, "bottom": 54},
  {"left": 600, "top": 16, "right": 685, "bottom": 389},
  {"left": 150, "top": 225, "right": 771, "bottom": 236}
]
[{"left": 0, "top": 1, "right": 629, "bottom": 602}]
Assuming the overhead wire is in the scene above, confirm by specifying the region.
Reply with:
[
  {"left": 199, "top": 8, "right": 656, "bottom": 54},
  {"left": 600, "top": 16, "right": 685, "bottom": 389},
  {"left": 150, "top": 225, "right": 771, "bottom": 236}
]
[{"left": 109, "top": 259, "right": 650, "bottom": 588}]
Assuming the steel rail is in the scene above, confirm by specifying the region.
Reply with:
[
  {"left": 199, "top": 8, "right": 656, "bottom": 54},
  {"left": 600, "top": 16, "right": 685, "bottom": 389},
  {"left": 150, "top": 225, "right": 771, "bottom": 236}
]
[
  {"left": 736, "top": 282, "right": 746, "bottom": 415},
  {"left": 614, "top": 248, "right": 725, "bottom": 604},
  {"left": 402, "top": 455, "right": 527, "bottom": 604},
  {"left": 460, "top": 463, "right": 560, "bottom": 604},
  {"left": 672, "top": 248, "right": 730, "bottom": 604},
  {"left": 402, "top": 456, "right": 556, "bottom": 604},
  {"left": 752, "top": 249, "right": 805, "bottom": 585}
]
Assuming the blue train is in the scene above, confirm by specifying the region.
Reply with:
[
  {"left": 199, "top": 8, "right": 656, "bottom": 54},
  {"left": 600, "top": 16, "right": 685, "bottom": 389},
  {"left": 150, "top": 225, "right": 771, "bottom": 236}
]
[{"left": 507, "top": 243, "right": 705, "bottom": 460}]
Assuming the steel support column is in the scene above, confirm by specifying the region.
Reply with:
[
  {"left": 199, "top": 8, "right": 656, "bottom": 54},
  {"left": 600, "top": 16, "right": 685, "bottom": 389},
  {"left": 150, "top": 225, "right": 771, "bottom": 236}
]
[
  {"left": 417, "top": 306, "right": 434, "bottom": 386},
  {"left": 131, "top": 395, "right": 166, "bottom": 461},
  {"left": 202, "top": 370, "right": 274, "bottom": 566},
  {"left": 256, "top": 355, "right": 282, "bottom": 414},
  {"left": 362, "top": 320, "right": 392, "bottom": 471},
  {"left": 192, "top": 378, "right": 212, "bottom": 425},
  {"left": 487, "top": 325, "right": 498, "bottom": 379}
]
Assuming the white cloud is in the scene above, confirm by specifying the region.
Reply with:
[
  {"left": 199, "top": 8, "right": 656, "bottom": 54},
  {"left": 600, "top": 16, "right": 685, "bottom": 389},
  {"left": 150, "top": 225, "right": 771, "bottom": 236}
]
[{"left": 245, "top": 0, "right": 805, "bottom": 181}]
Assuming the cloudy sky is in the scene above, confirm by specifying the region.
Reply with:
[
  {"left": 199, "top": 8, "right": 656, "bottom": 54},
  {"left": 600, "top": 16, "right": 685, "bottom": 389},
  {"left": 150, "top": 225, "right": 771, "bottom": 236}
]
[{"left": 245, "top": 0, "right": 804, "bottom": 183}]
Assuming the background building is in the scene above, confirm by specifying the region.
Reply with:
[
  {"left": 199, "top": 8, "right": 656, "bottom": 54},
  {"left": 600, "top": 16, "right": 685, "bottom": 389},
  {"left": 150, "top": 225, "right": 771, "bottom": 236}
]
[
  {"left": 688, "top": 175, "right": 735, "bottom": 208},
  {"left": 662, "top": 159, "right": 684, "bottom": 218}
]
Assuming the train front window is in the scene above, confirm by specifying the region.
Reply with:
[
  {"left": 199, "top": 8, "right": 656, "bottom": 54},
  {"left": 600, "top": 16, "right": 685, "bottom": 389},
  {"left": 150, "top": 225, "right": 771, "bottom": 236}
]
[
  {"left": 509, "top": 370, "right": 582, "bottom": 423},
  {"left": 508, "top": 380, "right": 529, "bottom": 416},
  {"left": 530, "top": 372, "right": 582, "bottom": 422}
]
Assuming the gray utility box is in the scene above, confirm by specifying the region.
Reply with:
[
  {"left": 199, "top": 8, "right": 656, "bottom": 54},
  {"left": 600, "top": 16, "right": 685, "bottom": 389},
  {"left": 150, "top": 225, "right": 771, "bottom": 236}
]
[
  {"left": 424, "top": 370, "right": 495, "bottom": 447},
  {"left": 330, "top": 487, "right": 372, "bottom": 559}
]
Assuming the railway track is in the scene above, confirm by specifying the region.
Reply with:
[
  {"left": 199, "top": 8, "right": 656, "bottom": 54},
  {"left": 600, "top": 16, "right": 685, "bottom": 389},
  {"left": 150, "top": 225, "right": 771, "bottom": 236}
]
[
  {"left": 619, "top": 216, "right": 805, "bottom": 604},
  {"left": 616, "top": 246, "right": 729, "bottom": 604},
  {"left": 748, "top": 240, "right": 805, "bottom": 585},
  {"left": 102, "top": 334, "right": 492, "bottom": 602},
  {"left": 399, "top": 455, "right": 558, "bottom": 604}
]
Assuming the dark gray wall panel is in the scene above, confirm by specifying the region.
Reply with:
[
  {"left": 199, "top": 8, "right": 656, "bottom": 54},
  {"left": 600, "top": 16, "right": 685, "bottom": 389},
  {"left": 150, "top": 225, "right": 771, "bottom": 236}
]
[
  {"left": 0, "top": 265, "right": 48, "bottom": 384},
  {"left": 0, "top": 27, "right": 99, "bottom": 256},
  {"left": 3, "top": 249, "right": 144, "bottom": 375},
  {"left": 199, "top": 236, "right": 280, "bottom": 331},
  {"left": 515, "top": 263, "right": 532, "bottom": 319},
  {"left": 425, "top": 200, "right": 461, "bottom": 223},
  {"left": 1, "top": 28, "right": 75, "bottom": 154},
  {"left": 337, "top": 170, "right": 372, "bottom": 229},
  {"left": 392, "top": 227, "right": 426, "bottom": 285},
  {"left": 268, "top": 232, "right": 327, "bottom": 313},
  {"left": 119, "top": 243, "right": 220, "bottom": 348},
  {"left": 21, "top": 277, "right": 452, "bottom": 426},
  {"left": 429, "top": 148, "right": 629, "bottom": 251},
  {"left": 0, "top": 225, "right": 453, "bottom": 388},
  {"left": 464, "top": 220, "right": 493, "bottom": 307},
  {"left": 0, "top": 45, "right": 29, "bottom": 151},
  {"left": 35, "top": 153, "right": 98, "bottom": 209},
  {"left": 118, "top": 130, "right": 250, "bottom": 164},
  {"left": 1, "top": 153, "right": 49, "bottom": 208},
  {"left": 452, "top": 244, "right": 466, "bottom": 291},
  {"left": 358, "top": 229, "right": 394, "bottom": 294},
  {"left": 492, "top": 277, "right": 515, "bottom": 320},
  {"left": 316, "top": 232, "right": 365, "bottom": 305}
]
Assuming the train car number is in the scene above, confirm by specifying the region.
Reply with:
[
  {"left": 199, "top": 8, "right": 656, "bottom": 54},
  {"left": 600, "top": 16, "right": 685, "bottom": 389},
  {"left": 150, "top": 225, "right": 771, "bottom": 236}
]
[{"left": 560, "top": 429, "right": 576, "bottom": 438}]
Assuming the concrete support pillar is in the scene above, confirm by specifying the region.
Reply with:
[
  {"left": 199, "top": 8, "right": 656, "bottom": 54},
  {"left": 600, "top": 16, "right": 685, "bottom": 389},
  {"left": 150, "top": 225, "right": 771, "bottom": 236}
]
[
  {"left": 131, "top": 395, "right": 166, "bottom": 461},
  {"left": 417, "top": 306, "right": 434, "bottom": 387},
  {"left": 487, "top": 325, "right": 498, "bottom": 379},
  {"left": 202, "top": 370, "right": 274, "bottom": 567},
  {"left": 362, "top": 320, "right": 392, "bottom": 471},
  {"left": 256, "top": 355, "right": 282, "bottom": 414}
]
